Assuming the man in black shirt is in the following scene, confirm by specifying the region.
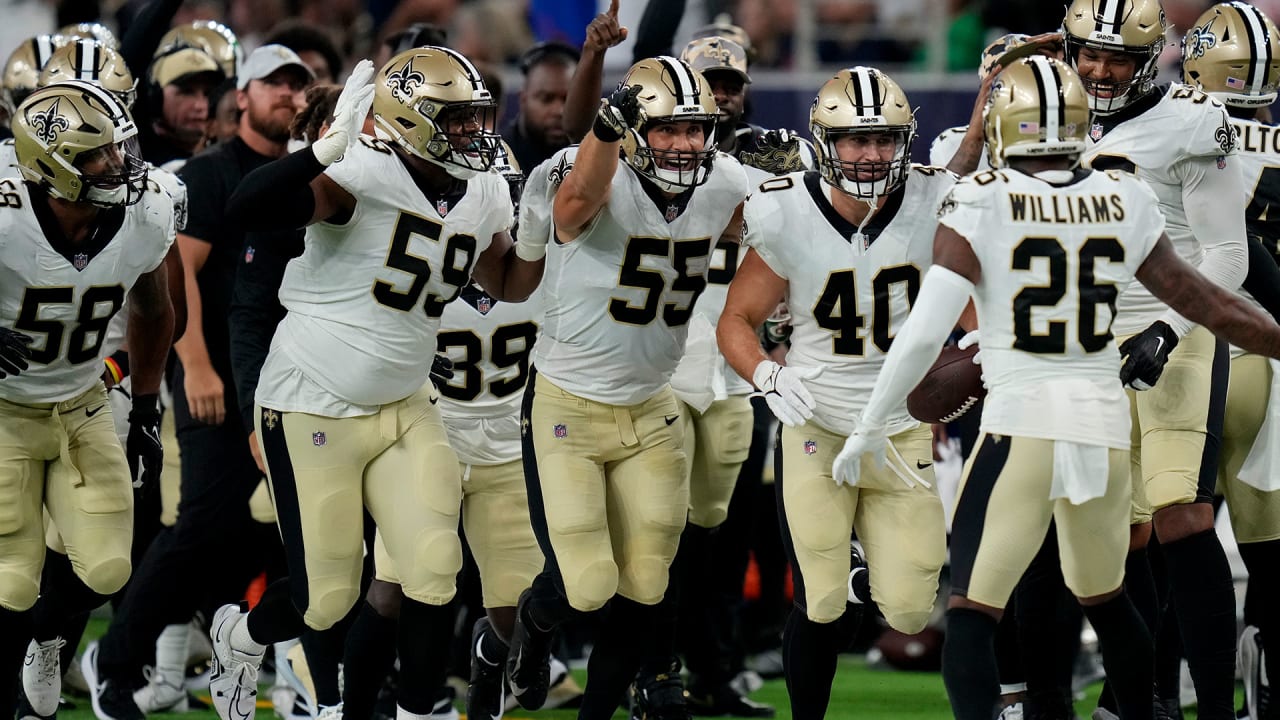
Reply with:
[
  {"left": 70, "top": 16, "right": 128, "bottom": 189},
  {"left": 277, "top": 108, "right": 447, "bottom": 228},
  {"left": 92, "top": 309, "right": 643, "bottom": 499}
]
[
  {"left": 500, "top": 42, "right": 578, "bottom": 173},
  {"left": 82, "top": 45, "right": 312, "bottom": 720}
]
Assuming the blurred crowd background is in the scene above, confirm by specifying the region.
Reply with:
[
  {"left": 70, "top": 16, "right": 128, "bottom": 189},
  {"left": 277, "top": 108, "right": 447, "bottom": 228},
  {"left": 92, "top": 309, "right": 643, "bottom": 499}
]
[{"left": 1, "top": 0, "right": 1270, "bottom": 160}]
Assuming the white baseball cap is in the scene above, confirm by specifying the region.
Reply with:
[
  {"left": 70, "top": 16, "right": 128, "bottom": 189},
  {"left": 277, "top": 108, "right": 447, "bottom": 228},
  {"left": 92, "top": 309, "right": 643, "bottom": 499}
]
[{"left": 237, "top": 44, "right": 314, "bottom": 90}]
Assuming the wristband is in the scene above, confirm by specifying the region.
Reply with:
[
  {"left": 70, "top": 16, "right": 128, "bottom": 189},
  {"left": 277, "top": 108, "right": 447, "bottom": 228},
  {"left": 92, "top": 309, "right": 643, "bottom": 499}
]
[{"left": 104, "top": 350, "right": 129, "bottom": 384}]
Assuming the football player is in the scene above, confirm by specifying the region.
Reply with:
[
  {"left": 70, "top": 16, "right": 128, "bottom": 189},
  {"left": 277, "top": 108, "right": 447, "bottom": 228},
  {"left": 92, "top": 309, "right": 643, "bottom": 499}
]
[
  {"left": 1182, "top": 4, "right": 1280, "bottom": 719},
  {"left": 210, "top": 47, "right": 541, "bottom": 720},
  {"left": 1065, "top": 1, "right": 1249, "bottom": 715},
  {"left": 831, "top": 54, "right": 1280, "bottom": 720},
  {"left": 1, "top": 34, "right": 69, "bottom": 128},
  {"left": 717, "top": 66, "right": 953, "bottom": 720},
  {"left": 15, "top": 37, "right": 191, "bottom": 720},
  {"left": 504, "top": 53, "right": 748, "bottom": 720},
  {"left": 0, "top": 79, "right": 177, "bottom": 719}
]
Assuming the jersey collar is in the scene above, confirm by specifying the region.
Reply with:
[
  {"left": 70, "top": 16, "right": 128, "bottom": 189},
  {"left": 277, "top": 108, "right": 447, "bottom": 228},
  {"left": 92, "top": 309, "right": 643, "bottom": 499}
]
[{"left": 804, "top": 171, "right": 905, "bottom": 246}]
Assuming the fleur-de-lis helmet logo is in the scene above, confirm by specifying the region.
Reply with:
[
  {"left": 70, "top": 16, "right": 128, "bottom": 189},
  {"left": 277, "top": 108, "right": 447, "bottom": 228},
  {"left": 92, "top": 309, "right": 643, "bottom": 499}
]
[
  {"left": 1185, "top": 17, "right": 1217, "bottom": 59},
  {"left": 386, "top": 58, "right": 426, "bottom": 102},
  {"left": 31, "top": 97, "right": 71, "bottom": 145}
]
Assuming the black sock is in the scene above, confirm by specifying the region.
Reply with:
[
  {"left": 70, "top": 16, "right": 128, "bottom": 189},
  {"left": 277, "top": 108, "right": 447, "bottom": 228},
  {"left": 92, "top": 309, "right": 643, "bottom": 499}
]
[
  {"left": 342, "top": 602, "right": 399, "bottom": 720},
  {"left": 1098, "top": 546, "right": 1159, "bottom": 715},
  {"left": 33, "top": 550, "right": 108, "bottom": 641},
  {"left": 0, "top": 607, "right": 34, "bottom": 719},
  {"left": 395, "top": 598, "right": 454, "bottom": 715},
  {"left": 1083, "top": 593, "right": 1154, "bottom": 720},
  {"left": 58, "top": 611, "right": 91, "bottom": 675},
  {"left": 1239, "top": 539, "right": 1280, "bottom": 720},
  {"left": 781, "top": 606, "right": 858, "bottom": 720},
  {"left": 580, "top": 597, "right": 656, "bottom": 720},
  {"left": 1015, "top": 532, "right": 1073, "bottom": 718},
  {"left": 246, "top": 578, "right": 309, "bottom": 645},
  {"left": 994, "top": 605, "right": 1025, "bottom": 688},
  {"left": 1154, "top": 594, "right": 1184, "bottom": 700},
  {"left": 526, "top": 572, "right": 575, "bottom": 632},
  {"left": 1161, "top": 528, "right": 1237, "bottom": 719},
  {"left": 300, "top": 625, "right": 347, "bottom": 708},
  {"left": 642, "top": 534, "right": 684, "bottom": 677},
  {"left": 942, "top": 607, "right": 1001, "bottom": 720}
]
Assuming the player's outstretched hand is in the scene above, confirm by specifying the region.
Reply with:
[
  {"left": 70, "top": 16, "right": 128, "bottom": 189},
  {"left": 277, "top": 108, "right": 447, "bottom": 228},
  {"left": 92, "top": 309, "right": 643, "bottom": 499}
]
[
  {"left": 312, "top": 59, "right": 376, "bottom": 166},
  {"left": 584, "top": 0, "right": 628, "bottom": 55},
  {"left": 592, "top": 83, "right": 645, "bottom": 143}
]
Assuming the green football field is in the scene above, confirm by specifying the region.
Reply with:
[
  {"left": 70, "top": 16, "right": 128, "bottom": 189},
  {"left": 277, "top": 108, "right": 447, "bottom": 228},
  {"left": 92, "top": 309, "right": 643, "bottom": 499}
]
[{"left": 56, "top": 618, "right": 1232, "bottom": 720}]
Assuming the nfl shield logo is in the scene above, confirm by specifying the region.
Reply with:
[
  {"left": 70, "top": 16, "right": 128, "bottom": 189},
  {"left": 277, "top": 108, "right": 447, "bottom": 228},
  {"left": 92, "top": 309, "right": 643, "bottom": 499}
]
[
  {"left": 72, "top": 253, "right": 89, "bottom": 270},
  {"left": 1089, "top": 123, "right": 1104, "bottom": 141},
  {"left": 553, "top": 424, "right": 568, "bottom": 438},
  {"left": 477, "top": 296, "right": 492, "bottom": 314},
  {"left": 245, "top": 246, "right": 255, "bottom": 263},
  {"left": 803, "top": 440, "right": 817, "bottom": 455},
  {"left": 437, "top": 199, "right": 450, "bottom": 217},
  {"left": 312, "top": 431, "right": 327, "bottom": 447},
  {"left": 665, "top": 204, "right": 679, "bottom": 222}
]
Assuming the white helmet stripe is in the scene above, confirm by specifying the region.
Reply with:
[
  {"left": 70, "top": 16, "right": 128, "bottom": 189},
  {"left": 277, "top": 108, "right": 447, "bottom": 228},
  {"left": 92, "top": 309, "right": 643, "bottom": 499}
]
[
  {"left": 854, "top": 66, "right": 879, "bottom": 114},
  {"left": 435, "top": 46, "right": 485, "bottom": 91},
  {"left": 1230, "top": 1, "right": 1271, "bottom": 94},
  {"left": 34, "top": 35, "right": 56, "bottom": 66},
  {"left": 77, "top": 41, "right": 97, "bottom": 79},
  {"left": 656, "top": 55, "right": 696, "bottom": 105},
  {"left": 1030, "top": 56, "right": 1062, "bottom": 143}
]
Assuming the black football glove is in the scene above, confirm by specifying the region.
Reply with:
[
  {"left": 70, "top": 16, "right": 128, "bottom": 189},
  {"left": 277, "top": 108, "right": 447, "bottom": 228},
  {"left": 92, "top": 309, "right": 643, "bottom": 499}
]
[
  {"left": 740, "top": 128, "right": 808, "bottom": 174},
  {"left": 1118, "top": 320, "right": 1179, "bottom": 391},
  {"left": 126, "top": 394, "right": 163, "bottom": 492},
  {"left": 430, "top": 353, "right": 454, "bottom": 383},
  {"left": 0, "top": 327, "right": 33, "bottom": 379},
  {"left": 592, "top": 84, "right": 645, "bottom": 143}
]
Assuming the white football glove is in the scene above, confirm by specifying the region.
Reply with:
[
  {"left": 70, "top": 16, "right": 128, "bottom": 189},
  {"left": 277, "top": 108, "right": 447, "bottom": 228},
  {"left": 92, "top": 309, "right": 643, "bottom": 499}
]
[
  {"left": 311, "top": 59, "right": 376, "bottom": 166},
  {"left": 832, "top": 423, "right": 888, "bottom": 488},
  {"left": 752, "top": 361, "right": 822, "bottom": 427},
  {"left": 957, "top": 329, "right": 982, "bottom": 364}
]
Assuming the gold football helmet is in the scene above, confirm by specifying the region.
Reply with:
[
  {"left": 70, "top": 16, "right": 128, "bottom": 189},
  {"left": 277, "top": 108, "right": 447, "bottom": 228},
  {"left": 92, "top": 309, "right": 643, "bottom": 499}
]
[
  {"left": 809, "top": 66, "right": 915, "bottom": 198},
  {"left": 681, "top": 36, "right": 750, "bottom": 83},
  {"left": 1182, "top": 2, "right": 1280, "bottom": 107},
  {"left": 39, "top": 39, "right": 137, "bottom": 110},
  {"left": 617, "top": 56, "right": 719, "bottom": 193},
  {"left": 373, "top": 46, "right": 500, "bottom": 179},
  {"left": 2, "top": 34, "right": 69, "bottom": 119},
  {"left": 57, "top": 22, "right": 119, "bottom": 50},
  {"left": 157, "top": 21, "right": 242, "bottom": 79},
  {"left": 984, "top": 56, "right": 1090, "bottom": 168},
  {"left": 13, "top": 80, "right": 147, "bottom": 206},
  {"left": 1062, "top": 0, "right": 1167, "bottom": 113}
]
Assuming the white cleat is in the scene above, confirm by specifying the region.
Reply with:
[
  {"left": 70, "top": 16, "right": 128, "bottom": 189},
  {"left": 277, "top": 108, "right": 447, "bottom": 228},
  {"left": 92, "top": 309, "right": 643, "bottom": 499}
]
[
  {"left": 133, "top": 667, "right": 189, "bottom": 713},
  {"left": 209, "top": 605, "right": 264, "bottom": 720},
  {"left": 23, "top": 637, "right": 66, "bottom": 717}
]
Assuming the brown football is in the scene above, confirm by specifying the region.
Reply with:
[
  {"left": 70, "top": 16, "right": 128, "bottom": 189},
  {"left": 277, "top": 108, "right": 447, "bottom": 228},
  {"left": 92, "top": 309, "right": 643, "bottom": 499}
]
[{"left": 906, "top": 344, "right": 986, "bottom": 424}]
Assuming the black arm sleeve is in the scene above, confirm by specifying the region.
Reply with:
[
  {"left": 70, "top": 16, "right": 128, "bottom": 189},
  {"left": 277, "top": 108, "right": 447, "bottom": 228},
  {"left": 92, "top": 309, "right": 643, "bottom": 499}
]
[
  {"left": 225, "top": 148, "right": 324, "bottom": 232},
  {"left": 119, "top": 0, "right": 186, "bottom": 80},
  {"left": 229, "top": 231, "right": 303, "bottom": 430},
  {"left": 1242, "top": 234, "right": 1280, "bottom": 324},
  {"left": 631, "top": 0, "right": 688, "bottom": 62}
]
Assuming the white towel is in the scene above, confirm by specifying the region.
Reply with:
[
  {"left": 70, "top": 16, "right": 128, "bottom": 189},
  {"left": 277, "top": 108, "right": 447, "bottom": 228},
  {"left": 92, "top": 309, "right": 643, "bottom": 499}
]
[
  {"left": 1050, "top": 440, "right": 1110, "bottom": 505},
  {"left": 1237, "top": 358, "right": 1280, "bottom": 492}
]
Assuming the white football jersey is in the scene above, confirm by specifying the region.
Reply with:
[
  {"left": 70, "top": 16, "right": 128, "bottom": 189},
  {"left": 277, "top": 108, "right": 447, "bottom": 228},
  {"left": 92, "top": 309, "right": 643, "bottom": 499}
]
[
  {"left": 0, "top": 177, "right": 174, "bottom": 403},
  {"left": 0, "top": 140, "right": 14, "bottom": 172},
  {"left": 102, "top": 165, "right": 187, "bottom": 356},
  {"left": 744, "top": 167, "right": 956, "bottom": 435},
  {"left": 668, "top": 237, "right": 754, "bottom": 406},
  {"left": 1081, "top": 84, "right": 1240, "bottom": 334},
  {"left": 938, "top": 167, "right": 1166, "bottom": 447},
  {"left": 1229, "top": 117, "right": 1280, "bottom": 357},
  {"left": 531, "top": 147, "right": 749, "bottom": 405},
  {"left": 436, "top": 284, "right": 542, "bottom": 465},
  {"left": 929, "top": 125, "right": 991, "bottom": 171},
  {"left": 257, "top": 137, "right": 511, "bottom": 416}
]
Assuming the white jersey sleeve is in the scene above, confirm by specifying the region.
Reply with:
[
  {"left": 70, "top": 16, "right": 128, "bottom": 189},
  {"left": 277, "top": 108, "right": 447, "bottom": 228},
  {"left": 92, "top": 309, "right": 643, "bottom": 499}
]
[
  {"left": 0, "top": 179, "right": 174, "bottom": 403},
  {"left": 1083, "top": 84, "right": 1244, "bottom": 334},
  {"left": 929, "top": 125, "right": 991, "bottom": 171},
  {"left": 436, "top": 285, "right": 542, "bottom": 465},
  {"left": 746, "top": 167, "right": 954, "bottom": 435},
  {"left": 532, "top": 150, "right": 749, "bottom": 405},
  {"left": 256, "top": 137, "right": 509, "bottom": 416},
  {"left": 939, "top": 167, "right": 1165, "bottom": 447}
]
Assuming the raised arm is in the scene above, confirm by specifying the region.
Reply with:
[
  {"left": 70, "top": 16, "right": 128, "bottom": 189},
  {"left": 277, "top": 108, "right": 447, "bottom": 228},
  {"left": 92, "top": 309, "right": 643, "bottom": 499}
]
[
  {"left": 553, "top": 83, "right": 643, "bottom": 240},
  {"left": 471, "top": 229, "right": 545, "bottom": 301},
  {"left": 562, "top": 0, "right": 628, "bottom": 143},
  {"left": 1136, "top": 233, "right": 1280, "bottom": 359}
]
